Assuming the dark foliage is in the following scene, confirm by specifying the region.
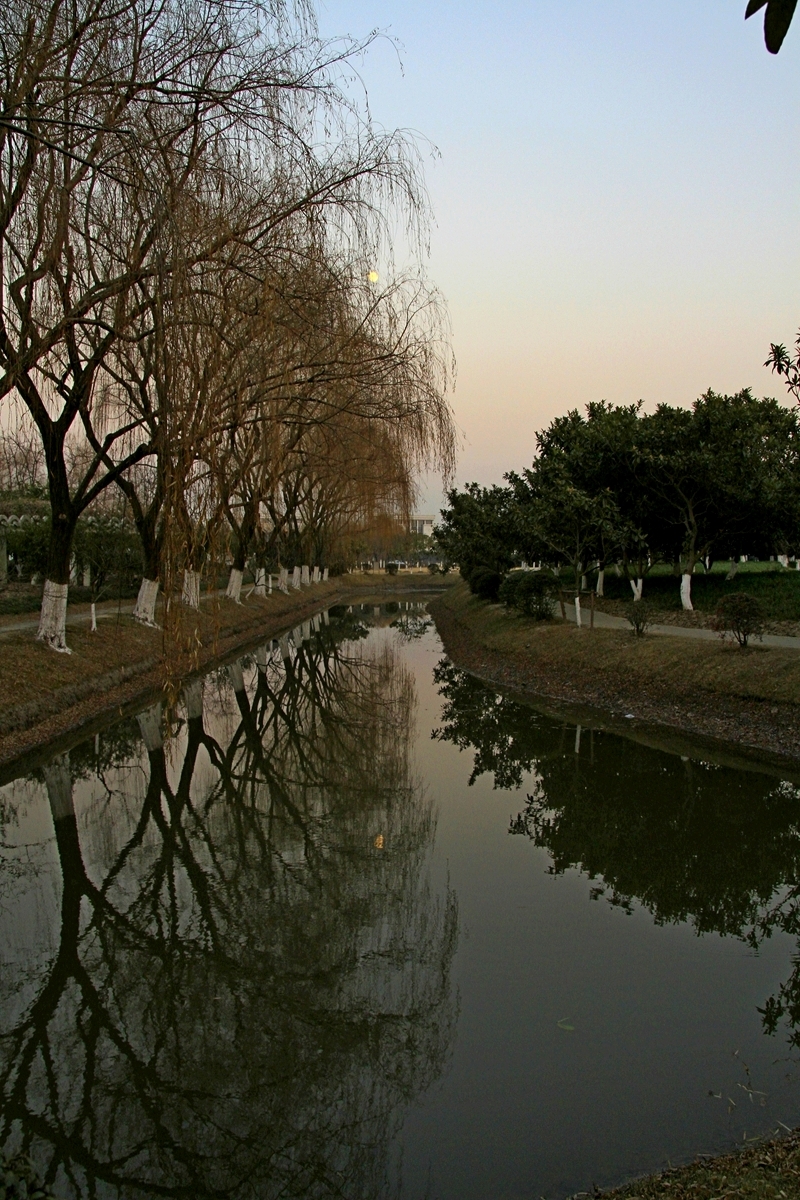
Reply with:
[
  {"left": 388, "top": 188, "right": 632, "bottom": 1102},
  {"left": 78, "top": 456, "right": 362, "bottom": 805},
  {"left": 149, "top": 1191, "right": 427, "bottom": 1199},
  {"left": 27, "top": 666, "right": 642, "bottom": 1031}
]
[
  {"left": 499, "top": 570, "right": 556, "bottom": 620},
  {"left": 467, "top": 565, "right": 503, "bottom": 601},
  {"left": 712, "top": 591, "right": 767, "bottom": 647}
]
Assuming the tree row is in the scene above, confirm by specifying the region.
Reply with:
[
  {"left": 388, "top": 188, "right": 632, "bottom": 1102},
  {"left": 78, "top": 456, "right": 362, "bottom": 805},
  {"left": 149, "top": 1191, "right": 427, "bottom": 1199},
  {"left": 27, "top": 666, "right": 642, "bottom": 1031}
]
[{"left": 0, "top": 0, "right": 455, "bottom": 649}]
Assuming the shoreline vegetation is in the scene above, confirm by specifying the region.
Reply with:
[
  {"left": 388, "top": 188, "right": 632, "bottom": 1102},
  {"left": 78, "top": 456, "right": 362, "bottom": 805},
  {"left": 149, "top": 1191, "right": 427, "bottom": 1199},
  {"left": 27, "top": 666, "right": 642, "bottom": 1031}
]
[
  {"left": 0, "top": 572, "right": 454, "bottom": 778},
  {"left": 428, "top": 582, "right": 800, "bottom": 774},
  {"left": 577, "top": 1126, "right": 800, "bottom": 1200}
]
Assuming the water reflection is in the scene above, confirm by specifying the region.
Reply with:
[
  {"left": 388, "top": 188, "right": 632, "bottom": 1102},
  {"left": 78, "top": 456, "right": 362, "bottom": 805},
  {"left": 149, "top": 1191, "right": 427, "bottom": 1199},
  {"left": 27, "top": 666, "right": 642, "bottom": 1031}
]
[
  {"left": 0, "top": 616, "right": 457, "bottom": 1198},
  {"left": 432, "top": 658, "right": 800, "bottom": 1049}
]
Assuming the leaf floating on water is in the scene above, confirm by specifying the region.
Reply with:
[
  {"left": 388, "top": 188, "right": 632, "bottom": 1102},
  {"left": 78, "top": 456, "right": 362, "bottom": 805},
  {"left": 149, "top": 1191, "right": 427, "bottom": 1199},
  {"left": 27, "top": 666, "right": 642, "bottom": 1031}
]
[{"left": 557, "top": 1017, "right": 575, "bottom": 1031}]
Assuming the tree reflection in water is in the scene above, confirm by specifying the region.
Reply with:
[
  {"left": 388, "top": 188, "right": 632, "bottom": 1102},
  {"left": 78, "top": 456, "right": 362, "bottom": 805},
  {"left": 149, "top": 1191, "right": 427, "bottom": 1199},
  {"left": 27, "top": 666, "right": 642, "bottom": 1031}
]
[
  {"left": 0, "top": 617, "right": 458, "bottom": 1199},
  {"left": 432, "top": 657, "right": 800, "bottom": 1048}
]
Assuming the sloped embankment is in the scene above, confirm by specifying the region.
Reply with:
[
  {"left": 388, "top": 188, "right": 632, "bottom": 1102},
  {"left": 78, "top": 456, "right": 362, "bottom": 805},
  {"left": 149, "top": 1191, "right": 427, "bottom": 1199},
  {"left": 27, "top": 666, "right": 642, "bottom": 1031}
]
[{"left": 428, "top": 582, "right": 800, "bottom": 771}]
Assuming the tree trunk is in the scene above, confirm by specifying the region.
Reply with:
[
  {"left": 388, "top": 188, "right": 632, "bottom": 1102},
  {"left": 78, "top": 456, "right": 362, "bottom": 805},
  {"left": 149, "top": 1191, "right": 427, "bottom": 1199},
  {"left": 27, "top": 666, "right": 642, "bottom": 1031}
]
[
  {"left": 182, "top": 569, "right": 201, "bottom": 608},
  {"left": 90, "top": 602, "right": 97, "bottom": 632},
  {"left": 574, "top": 595, "right": 582, "bottom": 628},
  {"left": 133, "top": 577, "right": 160, "bottom": 625},
  {"left": 226, "top": 567, "right": 243, "bottom": 603},
  {"left": 680, "top": 573, "right": 693, "bottom": 610},
  {"left": 725, "top": 559, "right": 739, "bottom": 581},
  {"left": 37, "top": 580, "right": 71, "bottom": 652},
  {"left": 228, "top": 660, "right": 245, "bottom": 694},
  {"left": 183, "top": 679, "right": 204, "bottom": 721},
  {"left": 137, "top": 703, "right": 164, "bottom": 752},
  {"left": 254, "top": 568, "right": 266, "bottom": 597},
  {"left": 595, "top": 568, "right": 604, "bottom": 597},
  {"left": 37, "top": 508, "right": 77, "bottom": 652},
  {"left": 630, "top": 578, "right": 643, "bottom": 602}
]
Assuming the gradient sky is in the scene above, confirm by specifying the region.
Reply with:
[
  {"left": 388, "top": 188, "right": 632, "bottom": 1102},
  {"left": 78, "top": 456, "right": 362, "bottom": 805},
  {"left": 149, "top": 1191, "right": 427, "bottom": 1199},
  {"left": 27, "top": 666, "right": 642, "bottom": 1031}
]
[{"left": 317, "top": 0, "right": 800, "bottom": 508}]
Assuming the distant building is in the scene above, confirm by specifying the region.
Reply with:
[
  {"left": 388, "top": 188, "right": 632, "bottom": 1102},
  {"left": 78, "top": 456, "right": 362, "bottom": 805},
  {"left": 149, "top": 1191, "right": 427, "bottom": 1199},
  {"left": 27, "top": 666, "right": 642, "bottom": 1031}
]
[{"left": 410, "top": 515, "right": 435, "bottom": 537}]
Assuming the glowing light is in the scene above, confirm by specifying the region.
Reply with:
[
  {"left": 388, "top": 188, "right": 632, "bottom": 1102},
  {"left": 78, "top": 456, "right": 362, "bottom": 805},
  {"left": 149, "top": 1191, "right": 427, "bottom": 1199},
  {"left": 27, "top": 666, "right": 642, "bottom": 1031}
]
[{"left": 367, "top": 270, "right": 379, "bottom": 283}]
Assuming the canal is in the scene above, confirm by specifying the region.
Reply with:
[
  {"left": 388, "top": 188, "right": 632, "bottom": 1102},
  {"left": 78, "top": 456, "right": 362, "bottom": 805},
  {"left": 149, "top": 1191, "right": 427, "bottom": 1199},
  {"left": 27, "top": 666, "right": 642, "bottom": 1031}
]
[{"left": 1, "top": 602, "right": 799, "bottom": 1198}]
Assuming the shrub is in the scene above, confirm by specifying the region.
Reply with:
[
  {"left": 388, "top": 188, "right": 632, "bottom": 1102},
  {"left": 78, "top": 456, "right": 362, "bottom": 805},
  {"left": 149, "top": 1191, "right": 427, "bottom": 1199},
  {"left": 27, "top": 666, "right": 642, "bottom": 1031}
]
[
  {"left": 712, "top": 592, "right": 766, "bottom": 648},
  {"left": 385, "top": 561, "right": 399, "bottom": 575},
  {"left": 427, "top": 562, "right": 440, "bottom": 574},
  {"left": 468, "top": 565, "right": 503, "bottom": 601},
  {"left": 626, "top": 600, "right": 651, "bottom": 637},
  {"left": 499, "top": 570, "right": 556, "bottom": 620}
]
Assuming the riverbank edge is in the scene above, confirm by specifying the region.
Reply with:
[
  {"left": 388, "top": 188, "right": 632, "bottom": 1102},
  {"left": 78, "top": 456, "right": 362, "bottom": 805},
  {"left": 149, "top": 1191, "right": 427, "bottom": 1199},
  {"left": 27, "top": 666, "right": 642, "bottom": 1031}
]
[
  {"left": 427, "top": 583, "right": 800, "bottom": 779},
  {"left": 572, "top": 1125, "right": 800, "bottom": 1200},
  {"left": 0, "top": 574, "right": 454, "bottom": 778}
]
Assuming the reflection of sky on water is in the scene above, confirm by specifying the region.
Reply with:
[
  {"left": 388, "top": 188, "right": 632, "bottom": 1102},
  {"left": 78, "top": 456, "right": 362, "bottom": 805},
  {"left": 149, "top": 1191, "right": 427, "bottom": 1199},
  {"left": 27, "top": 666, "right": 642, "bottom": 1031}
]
[{"left": 1, "top": 610, "right": 799, "bottom": 1199}]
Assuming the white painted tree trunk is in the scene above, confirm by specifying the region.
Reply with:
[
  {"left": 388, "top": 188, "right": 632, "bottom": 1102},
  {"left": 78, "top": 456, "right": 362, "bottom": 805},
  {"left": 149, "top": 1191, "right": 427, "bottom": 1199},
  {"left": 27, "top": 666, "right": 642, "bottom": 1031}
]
[
  {"left": 90, "top": 602, "right": 97, "bottom": 632},
  {"left": 322, "top": 609, "right": 330, "bottom": 625},
  {"left": 183, "top": 678, "right": 204, "bottom": 720},
  {"left": 630, "top": 578, "right": 643, "bottom": 602},
  {"left": 323, "top": 567, "right": 329, "bottom": 581},
  {"left": 137, "top": 704, "right": 163, "bottom": 752},
  {"left": 228, "top": 660, "right": 245, "bottom": 693},
  {"left": 301, "top": 564, "right": 310, "bottom": 586},
  {"left": 312, "top": 565, "right": 320, "bottom": 583},
  {"left": 580, "top": 574, "right": 587, "bottom": 591},
  {"left": 279, "top": 634, "right": 291, "bottom": 662},
  {"left": 574, "top": 596, "right": 582, "bottom": 628},
  {"left": 596, "top": 569, "right": 605, "bottom": 597},
  {"left": 182, "top": 569, "right": 201, "bottom": 608},
  {"left": 268, "top": 573, "right": 273, "bottom": 594},
  {"left": 279, "top": 568, "right": 289, "bottom": 593},
  {"left": 37, "top": 580, "right": 70, "bottom": 652},
  {"left": 43, "top": 753, "right": 74, "bottom": 821},
  {"left": 680, "top": 572, "right": 693, "bottom": 610},
  {"left": 778, "top": 554, "right": 789, "bottom": 567},
  {"left": 226, "top": 567, "right": 243, "bottom": 603},
  {"left": 614, "top": 563, "right": 621, "bottom": 577},
  {"left": 291, "top": 566, "right": 300, "bottom": 589},
  {"left": 82, "top": 564, "right": 91, "bottom": 588},
  {"left": 574, "top": 725, "right": 581, "bottom": 754},
  {"left": 133, "top": 577, "right": 159, "bottom": 625},
  {"left": 725, "top": 559, "right": 739, "bottom": 581},
  {"left": 254, "top": 568, "right": 266, "bottom": 597}
]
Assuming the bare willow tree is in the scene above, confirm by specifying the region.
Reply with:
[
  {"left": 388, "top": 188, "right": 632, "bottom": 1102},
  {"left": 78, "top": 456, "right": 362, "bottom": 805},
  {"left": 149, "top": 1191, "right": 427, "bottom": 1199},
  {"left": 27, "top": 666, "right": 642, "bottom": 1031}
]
[{"left": 1, "top": 0, "right": 441, "bottom": 649}]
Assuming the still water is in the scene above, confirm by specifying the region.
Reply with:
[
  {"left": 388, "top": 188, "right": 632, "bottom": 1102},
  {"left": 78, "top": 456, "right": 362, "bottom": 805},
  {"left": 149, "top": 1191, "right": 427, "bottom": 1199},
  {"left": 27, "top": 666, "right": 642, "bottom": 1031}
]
[{"left": 1, "top": 603, "right": 800, "bottom": 1199}]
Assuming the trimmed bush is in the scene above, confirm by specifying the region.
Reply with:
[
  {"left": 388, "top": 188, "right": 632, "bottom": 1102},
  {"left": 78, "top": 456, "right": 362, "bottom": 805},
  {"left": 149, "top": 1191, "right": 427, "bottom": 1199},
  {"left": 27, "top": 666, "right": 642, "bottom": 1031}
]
[
  {"left": 626, "top": 600, "right": 651, "bottom": 637},
  {"left": 468, "top": 565, "right": 503, "bottom": 601},
  {"left": 499, "top": 570, "right": 556, "bottom": 620},
  {"left": 712, "top": 592, "right": 766, "bottom": 648},
  {"left": 385, "top": 561, "right": 399, "bottom": 575}
]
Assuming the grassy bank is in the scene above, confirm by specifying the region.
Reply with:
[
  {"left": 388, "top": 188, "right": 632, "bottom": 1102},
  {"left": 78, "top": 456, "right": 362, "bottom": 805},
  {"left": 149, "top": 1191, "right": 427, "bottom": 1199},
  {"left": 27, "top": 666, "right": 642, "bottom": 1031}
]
[
  {"left": 583, "top": 1127, "right": 800, "bottom": 1200},
  {"left": 0, "top": 571, "right": 454, "bottom": 773},
  {"left": 428, "top": 581, "right": 800, "bottom": 768}
]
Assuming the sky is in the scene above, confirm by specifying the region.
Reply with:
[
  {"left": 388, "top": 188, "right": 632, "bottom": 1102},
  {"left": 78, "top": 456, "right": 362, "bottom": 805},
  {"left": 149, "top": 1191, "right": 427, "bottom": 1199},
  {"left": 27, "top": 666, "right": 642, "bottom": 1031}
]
[{"left": 315, "top": 0, "right": 800, "bottom": 512}]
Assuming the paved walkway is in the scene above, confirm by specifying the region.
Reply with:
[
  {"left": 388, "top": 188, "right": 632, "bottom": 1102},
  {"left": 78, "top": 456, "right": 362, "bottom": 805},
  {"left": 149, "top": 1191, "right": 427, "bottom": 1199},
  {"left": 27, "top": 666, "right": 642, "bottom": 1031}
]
[
  {"left": 563, "top": 601, "right": 800, "bottom": 649},
  {"left": 0, "top": 598, "right": 139, "bottom": 637}
]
